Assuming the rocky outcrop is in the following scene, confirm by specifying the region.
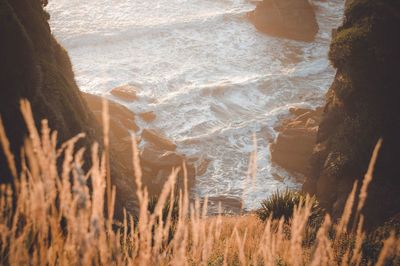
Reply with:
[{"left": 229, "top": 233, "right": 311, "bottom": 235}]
[
  {"left": 304, "top": 0, "right": 400, "bottom": 228},
  {"left": 0, "top": 0, "right": 137, "bottom": 218},
  {"left": 248, "top": 0, "right": 319, "bottom": 42},
  {"left": 270, "top": 107, "right": 322, "bottom": 177}
]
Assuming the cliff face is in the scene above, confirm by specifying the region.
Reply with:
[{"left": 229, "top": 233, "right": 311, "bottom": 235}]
[
  {"left": 304, "top": 0, "right": 400, "bottom": 228},
  {"left": 0, "top": 0, "right": 137, "bottom": 217}
]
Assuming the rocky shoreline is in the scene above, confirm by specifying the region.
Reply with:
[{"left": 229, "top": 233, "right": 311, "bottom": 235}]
[
  {"left": 83, "top": 91, "right": 246, "bottom": 213},
  {"left": 82, "top": 92, "right": 202, "bottom": 196}
]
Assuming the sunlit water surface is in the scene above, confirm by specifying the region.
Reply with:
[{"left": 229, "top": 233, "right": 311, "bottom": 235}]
[{"left": 47, "top": 0, "right": 344, "bottom": 210}]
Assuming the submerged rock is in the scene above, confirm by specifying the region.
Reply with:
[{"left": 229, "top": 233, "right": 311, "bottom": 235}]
[
  {"left": 270, "top": 107, "right": 322, "bottom": 177},
  {"left": 248, "top": 0, "right": 319, "bottom": 42},
  {"left": 111, "top": 85, "right": 138, "bottom": 102}
]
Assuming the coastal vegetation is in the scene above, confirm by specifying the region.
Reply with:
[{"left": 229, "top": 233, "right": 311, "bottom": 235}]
[{"left": 0, "top": 102, "right": 399, "bottom": 265}]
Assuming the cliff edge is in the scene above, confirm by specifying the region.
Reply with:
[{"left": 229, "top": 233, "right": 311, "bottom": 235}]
[{"left": 304, "top": 0, "right": 400, "bottom": 228}]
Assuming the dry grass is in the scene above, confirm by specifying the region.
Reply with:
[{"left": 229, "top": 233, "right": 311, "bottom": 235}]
[{"left": 0, "top": 100, "right": 399, "bottom": 265}]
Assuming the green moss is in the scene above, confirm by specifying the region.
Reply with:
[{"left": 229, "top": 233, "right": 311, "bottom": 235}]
[{"left": 329, "top": 20, "right": 370, "bottom": 68}]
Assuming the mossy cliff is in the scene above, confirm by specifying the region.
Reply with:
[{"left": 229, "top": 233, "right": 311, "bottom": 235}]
[
  {"left": 0, "top": 0, "right": 137, "bottom": 217},
  {"left": 303, "top": 0, "right": 400, "bottom": 228}
]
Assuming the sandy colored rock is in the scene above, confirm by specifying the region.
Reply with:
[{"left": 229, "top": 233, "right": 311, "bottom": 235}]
[
  {"left": 83, "top": 92, "right": 139, "bottom": 133},
  {"left": 248, "top": 0, "right": 319, "bottom": 42},
  {"left": 111, "top": 85, "right": 138, "bottom": 101},
  {"left": 140, "top": 146, "right": 184, "bottom": 168},
  {"left": 139, "top": 111, "right": 156, "bottom": 122},
  {"left": 142, "top": 129, "right": 177, "bottom": 151}
]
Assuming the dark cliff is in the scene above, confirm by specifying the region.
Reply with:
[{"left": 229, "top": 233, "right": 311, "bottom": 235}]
[
  {"left": 304, "top": 0, "right": 400, "bottom": 228},
  {"left": 0, "top": 0, "right": 137, "bottom": 217}
]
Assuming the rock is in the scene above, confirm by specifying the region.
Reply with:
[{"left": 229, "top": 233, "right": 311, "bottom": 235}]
[
  {"left": 140, "top": 145, "right": 196, "bottom": 195},
  {"left": 111, "top": 85, "right": 138, "bottom": 102},
  {"left": 142, "top": 129, "right": 177, "bottom": 151},
  {"left": 270, "top": 107, "right": 321, "bottom": 177},
  {"left": 140, "top": 146, "right": 184, "bottom": 168},
  {"left": 82, "top": 92, "right": 139, "bottom": 136},
  {"left": 92, "top": 110, "right": 130, "bottom": 140},
  {"left": 139, "top": 111, "right": 156, "bottom": 122},
  {"left": 207, "top": 196, "right": 244, "bottom": 214},
  {"left": 289, "top": 107, "right": 310, "bottom": 116},
  {"left": 248, "top": 0, "right": 319, "bottom": 42}
]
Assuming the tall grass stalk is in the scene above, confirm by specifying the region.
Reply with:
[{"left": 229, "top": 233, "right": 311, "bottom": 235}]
[{"left": 0, "top": 100, "right": 398, "bottom": 265}]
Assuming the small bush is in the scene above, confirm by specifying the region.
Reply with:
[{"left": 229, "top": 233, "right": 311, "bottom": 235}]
[{"left": 256, "top": 190, "right": 324, "bottom": 225}]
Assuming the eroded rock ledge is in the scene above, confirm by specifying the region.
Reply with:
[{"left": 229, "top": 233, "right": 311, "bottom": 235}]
[
  {"left": 248, "top": 0, "right": 319, "bottom": 42},
  {"left": 270, "top": 107, "right": 322, "bottom": 177}
]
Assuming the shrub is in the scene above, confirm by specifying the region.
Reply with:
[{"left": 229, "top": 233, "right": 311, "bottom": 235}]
[{"left": 256, "top": 190, "right": 324, "bottom": 226}]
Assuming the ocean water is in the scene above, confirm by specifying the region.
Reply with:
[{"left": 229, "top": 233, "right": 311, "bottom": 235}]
[{"left": 47, "top": 0, "right": 344, "bottom": 210}]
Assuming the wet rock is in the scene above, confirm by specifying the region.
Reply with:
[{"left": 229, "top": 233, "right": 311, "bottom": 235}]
[
  {"left": 207, "top": 196, "right": 244, "bottom": 214},
  {"left": 248, "top": 0, "right": 319, "bottom": 42},
  {"left": 270, "top": 107, "right": 322, "bottom": 177},
  {"left": 140, "top": 146, "right": 184, "bottom": 168},
  {"left": 139, "top": 111, "right": 156, "bottom": 122},
  {"left": 111, "top": 85, "right": 138, "bottom": 102},
  {"left": 140, "top": 145, "right": 196, "bottom": 195},
  {"left": 142, "top": 129, "right": 177, "bottom": 151},
  {"left": 82, "top": 92, "right": 139, "bottom": 135}
]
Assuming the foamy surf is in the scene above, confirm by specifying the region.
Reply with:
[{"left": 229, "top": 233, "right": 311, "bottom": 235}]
[{"left": 47, "top": 0, "right": 344, "bottom": 210}]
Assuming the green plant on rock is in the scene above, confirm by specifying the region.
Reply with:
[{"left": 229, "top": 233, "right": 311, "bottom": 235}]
[{"left": 256, "top": 190, "right": 324, "bottom": 225}]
